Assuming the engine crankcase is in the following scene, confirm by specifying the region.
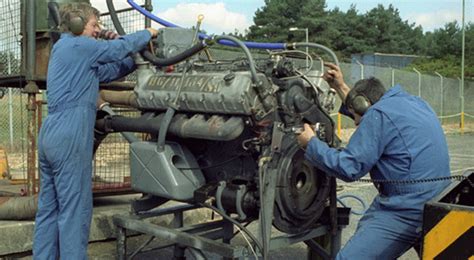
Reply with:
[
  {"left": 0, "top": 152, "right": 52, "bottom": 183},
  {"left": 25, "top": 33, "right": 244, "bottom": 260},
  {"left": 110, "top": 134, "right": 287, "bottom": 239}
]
[{"left": 135, "top": 71, "right": 272, "bottom": 116}]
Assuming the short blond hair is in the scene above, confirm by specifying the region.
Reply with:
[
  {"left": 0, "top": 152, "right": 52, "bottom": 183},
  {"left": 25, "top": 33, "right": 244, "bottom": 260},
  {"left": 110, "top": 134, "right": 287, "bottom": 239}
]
[{"left": 59, "top": 3, "right": 100, "bottom": 33}]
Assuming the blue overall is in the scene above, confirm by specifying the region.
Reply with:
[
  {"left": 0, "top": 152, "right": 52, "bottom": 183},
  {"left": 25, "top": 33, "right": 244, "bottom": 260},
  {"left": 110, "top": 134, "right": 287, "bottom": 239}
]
[
  {"left": 305, "top": 85, "right": 451, "bottom": 259},
  {"left": 33, "top": 30, "right": 151, "bottom": 260}
]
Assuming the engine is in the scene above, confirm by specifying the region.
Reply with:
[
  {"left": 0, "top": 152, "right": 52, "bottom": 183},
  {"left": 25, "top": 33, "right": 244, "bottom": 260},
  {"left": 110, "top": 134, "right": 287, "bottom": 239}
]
[{"left": 95, "top": 28, "right": 339, "bottom": 234}]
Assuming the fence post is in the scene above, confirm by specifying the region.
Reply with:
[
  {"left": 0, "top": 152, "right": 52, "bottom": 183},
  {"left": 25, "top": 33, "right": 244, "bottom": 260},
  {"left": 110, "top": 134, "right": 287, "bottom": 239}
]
[
  {"left": 458, "top": 77, "right": 464, "bottom": 133},
  {"left": 391, "top": 68, "right": 395, "bottom": 87},
  {"left": 413, "top": 68, "right": 421, "bottom": 97},
  {"left": 355, "top": 59, "right": 364, "bottom": 80},
  {"left": 7, "top": 50, "right": 14, "bottom": 150},
  {"left": 435, "top": 72, "right": 444, "bottom": 124}
]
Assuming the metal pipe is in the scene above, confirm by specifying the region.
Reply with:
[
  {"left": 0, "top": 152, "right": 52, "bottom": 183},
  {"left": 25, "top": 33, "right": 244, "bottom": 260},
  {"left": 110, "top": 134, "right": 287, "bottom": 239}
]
[
  {"left": 413, "top": 68, "right": 421, "bottom": 97},
  {"left": 25, "top": 0, "right": 40, "bottom": 196},
  {"left": 26, "top": 86, "right": 38, "bottom": 195},
  {"left": 215, "top": 35, "right": 259, "bottom": 84},
  {"left": 461, "top": 0, "right": 465, "bottom": 134},
  {"left": 391, "top": 68, "right": 395, "bottom": 87},
  {"left": 288, "top": 42, "right": 340, "bottom": 68},
  {"left": 7, "top": 51, "right": 13, "bottom": 149},
  {"left": 99, "top": 104, "right": 139, "bottom": 144},
  {"left": 144, "top": 0, "right": 152, "bottom": 28},
  {"left": 99, "top": 90, "right": 138, "bottom": 108},
  {"left": 435, "top": 72, "right": 444, "bottom": 123},
  {"left": 355, "top": 59, "right": 364, "bottom": 80},
  {"left": 26, "top": 0, "right": 36, "bottom": 80},
  {"left": 96, "top": 113, "right": 245, "bottom": 141},
  {"left": 0, "top": 195, "right": 37, "bottom": 220}
]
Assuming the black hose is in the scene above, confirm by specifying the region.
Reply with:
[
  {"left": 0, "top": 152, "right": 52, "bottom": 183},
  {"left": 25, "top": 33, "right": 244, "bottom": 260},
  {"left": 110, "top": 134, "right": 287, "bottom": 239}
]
[
  {"left": 106, "top": 0, "right": 126, "bottom": 35},
  {"left": 106, "top": 0, "right": 210, "bottom": 67},
  {"left": 96, "top": 113, "right": 161, "bottom": 134},
  {"left": 48, "top": 2, "right": 61, "bottom": 27},
  {"left": 141, "top": 41, "right": 208, "bottom": 67}
]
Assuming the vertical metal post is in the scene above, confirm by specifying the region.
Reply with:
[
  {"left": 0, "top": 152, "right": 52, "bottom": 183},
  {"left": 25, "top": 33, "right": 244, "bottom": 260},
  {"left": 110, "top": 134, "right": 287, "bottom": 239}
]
[
  {"left": 355, "top": 59, "right": 363, "bottom": 80},
  {"left": 435, "top": 72, "right": 444, "bottom": 124},
  {"left": 222, "top": 220, "right": 234, "bottom": 244},
  {"left": 391, "top": 68, "right": 395, "bottom": 87},
  {"left": 25, "top": 0, "right": 36, "bottom": 82},
  {"left": 289, "top": 27, "right": 309, "bottom": 68},
  {"left": 329, "top": 177, "right": 340, "bottom": 258},
  {"left": 460, "top": 0, "right": 465, "bottom": 134},
  {"left": 25, "top": 0, "right": 39, "bottom": 195},
  {"left": 305, "top": 28, "right": 309, "bottom": 68},
  {"left": 144, "top": 0, "right": 152, "bottom": 28},
  {"left": 7, "top": 50, "right": 14, "bottom": 150},
  {"left": 458, "top": 77, "right": 463, "bottom": 132},
  {"left": 8, "top": 89, "right": 13, "bottom": 150},
  {"left": 337, "top": 113, "right": 341, "bottom": 137},
  {"left": 116, "top": 227, "right": 127, "bottom": 260},
  {"left": 173, "top": 211, "right": 185, "bottom": 259},
  {"left": 413, "top": 68, "right": 421, "bottom": 97}
]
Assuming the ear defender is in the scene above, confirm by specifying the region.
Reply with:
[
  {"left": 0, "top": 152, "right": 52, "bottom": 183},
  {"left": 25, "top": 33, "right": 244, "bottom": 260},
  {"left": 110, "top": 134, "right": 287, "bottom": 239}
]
[
  {"left": 351, "top": 94, "right": 371, "bottom": 116},
  {"left": 69, "top": 15, "right": 85, "bottom": 35}
]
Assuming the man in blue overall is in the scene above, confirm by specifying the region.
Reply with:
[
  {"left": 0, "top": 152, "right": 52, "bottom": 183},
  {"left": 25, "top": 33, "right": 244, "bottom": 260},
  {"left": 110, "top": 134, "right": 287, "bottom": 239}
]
[
  {"left": 297, "top": 63, "right": 451, "bottom": 259},
  {"left": 33, "top": 3, "right": 158, "bottom": 259}
]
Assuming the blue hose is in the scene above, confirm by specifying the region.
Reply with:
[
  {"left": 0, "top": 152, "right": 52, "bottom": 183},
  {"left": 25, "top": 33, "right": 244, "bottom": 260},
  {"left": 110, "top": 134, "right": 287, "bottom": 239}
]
[
  {"left": 127, "top": 0, "right": 286, "bottom": 50},
  {"left": 337, "top": 193, "right": 367, "bottom": 216}
]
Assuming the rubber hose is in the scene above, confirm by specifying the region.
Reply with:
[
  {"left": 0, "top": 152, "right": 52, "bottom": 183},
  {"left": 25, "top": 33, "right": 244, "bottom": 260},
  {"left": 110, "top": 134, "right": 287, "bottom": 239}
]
[
  {"left": 107, "top": 0, "right": 209, "bottom": 67},
  {"left": 337, "top": 193, "right": 367, "bottom": 216}
]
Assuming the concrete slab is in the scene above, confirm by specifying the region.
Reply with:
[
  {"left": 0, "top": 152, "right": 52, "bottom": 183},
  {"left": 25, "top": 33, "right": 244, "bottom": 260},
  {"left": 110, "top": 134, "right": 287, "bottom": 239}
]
[{"left": 0, "top": 194, "right": 140, "bottom": 256}]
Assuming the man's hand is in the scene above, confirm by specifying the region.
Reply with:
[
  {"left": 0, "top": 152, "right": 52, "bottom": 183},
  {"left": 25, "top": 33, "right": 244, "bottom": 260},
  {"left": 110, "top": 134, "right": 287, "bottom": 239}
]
[
  {"left": 146, "top": 28, "right": 159, "bottom": 38},
  {"left": 296, "top": 123, "right": 316, "bottom": 149},
  {"left": 323, "top": 62, "right": 351, "bottom": 103},
  {"left": 98, "top": 29, "right": 119, "bottom": 40},
  {"left": 323, "top": 63, "right": 345, "bottom": 89}
]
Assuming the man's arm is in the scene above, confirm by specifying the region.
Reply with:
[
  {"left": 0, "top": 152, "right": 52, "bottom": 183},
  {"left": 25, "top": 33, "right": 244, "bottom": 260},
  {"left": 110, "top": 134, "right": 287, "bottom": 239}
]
[
  {"left": 89, "top": 28, "right": 158, "bottom": 65},
  {"left": 303, "top": 109, "right": 392, "bottom": 182},
  {"left": 96, "top": 56, "right": 135, "bottom": 83}
]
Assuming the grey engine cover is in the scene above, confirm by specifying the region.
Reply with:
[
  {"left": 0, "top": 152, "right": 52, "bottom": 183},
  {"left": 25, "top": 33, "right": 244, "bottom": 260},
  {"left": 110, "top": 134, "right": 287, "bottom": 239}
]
[{"left": 130, "top": 141, "right": 205, "bottom": 201}]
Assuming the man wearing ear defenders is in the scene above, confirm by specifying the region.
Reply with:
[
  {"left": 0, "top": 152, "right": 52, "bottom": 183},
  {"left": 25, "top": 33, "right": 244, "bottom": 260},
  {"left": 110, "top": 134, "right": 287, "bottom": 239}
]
[
  {"left": 33, "top": 3, "right": 158, "bottom": 260},
  {"left": 297, "top": 63, "right": 450, "bottom": 259}
]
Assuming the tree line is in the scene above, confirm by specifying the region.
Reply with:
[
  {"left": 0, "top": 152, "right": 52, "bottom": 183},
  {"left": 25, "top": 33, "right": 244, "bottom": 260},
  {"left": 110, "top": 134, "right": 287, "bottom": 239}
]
[{"left": 240, "top": 0, "right": 473, "bottom": 79}]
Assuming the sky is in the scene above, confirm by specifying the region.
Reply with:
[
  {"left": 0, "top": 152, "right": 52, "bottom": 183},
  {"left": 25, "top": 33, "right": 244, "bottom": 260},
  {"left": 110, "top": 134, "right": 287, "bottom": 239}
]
[{"left": 92, "top": 0, "right": 473, "bottom": 35}]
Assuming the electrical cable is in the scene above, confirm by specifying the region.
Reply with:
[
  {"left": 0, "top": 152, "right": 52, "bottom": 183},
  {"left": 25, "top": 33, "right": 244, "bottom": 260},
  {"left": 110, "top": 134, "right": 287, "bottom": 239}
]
[
  {"left": 129, "top": 235, "right": 155, "bottom": 259},
  {"left": 234, "top": 222, "right": 259, "bottom": 259},
  {"left": 336, "top": 194, "right": 367, "bottom": 216},
  {"left": 200, "top": 203, "right": 263, "bottom": 257},
  {"left": 356, "top": 175, "right": 471, "bottom": 185}
]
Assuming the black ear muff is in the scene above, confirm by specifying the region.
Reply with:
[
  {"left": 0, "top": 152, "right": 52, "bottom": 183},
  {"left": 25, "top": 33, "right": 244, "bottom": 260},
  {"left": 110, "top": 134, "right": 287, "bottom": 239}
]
[
  {"left": 351, "top": 95, "right": 371, "bottom": 115},
  {"left": 69, "top": 15, "right": 85, "bottom": 35}
]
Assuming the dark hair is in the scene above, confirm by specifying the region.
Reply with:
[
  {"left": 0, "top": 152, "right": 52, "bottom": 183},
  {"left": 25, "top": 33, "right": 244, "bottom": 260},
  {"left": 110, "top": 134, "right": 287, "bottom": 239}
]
[{"left": 345, "top": 77, "right": 386, "bottom": 106}]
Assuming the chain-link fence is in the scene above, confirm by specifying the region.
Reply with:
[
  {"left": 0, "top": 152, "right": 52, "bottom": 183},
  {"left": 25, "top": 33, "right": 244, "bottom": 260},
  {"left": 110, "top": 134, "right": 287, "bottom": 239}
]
[
  {"left": 0, "top": 2, "right": 147, "bottom": 194},
  {"left": 0, "top": 1, "right": 473, "bottom": 189}
]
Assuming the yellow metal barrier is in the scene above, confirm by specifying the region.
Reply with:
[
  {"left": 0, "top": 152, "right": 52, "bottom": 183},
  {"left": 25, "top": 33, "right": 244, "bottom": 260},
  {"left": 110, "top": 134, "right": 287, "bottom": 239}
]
[
  {"left": 422, "top": 170, "right": 473, "bottom": 259},
  {"left": 0, "top": 147, "right": 10, "bottom": 179}
]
